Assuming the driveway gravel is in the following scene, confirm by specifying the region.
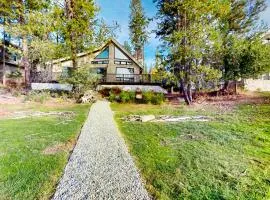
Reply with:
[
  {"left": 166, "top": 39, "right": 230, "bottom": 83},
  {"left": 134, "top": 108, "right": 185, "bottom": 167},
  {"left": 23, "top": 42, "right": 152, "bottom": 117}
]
[{"left": 53, "top": 101, "right": 150, "bottom": 200}]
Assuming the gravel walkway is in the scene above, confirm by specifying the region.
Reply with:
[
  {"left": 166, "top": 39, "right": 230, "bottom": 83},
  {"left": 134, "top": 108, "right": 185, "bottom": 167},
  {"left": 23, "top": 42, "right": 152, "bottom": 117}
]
[{"left": 53, "top": 101, "right": 150, "bottom": 200}]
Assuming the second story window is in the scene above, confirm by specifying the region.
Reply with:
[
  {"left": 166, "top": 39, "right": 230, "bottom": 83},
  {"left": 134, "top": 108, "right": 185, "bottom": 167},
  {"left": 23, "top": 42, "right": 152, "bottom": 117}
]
[{"left": 95, "top": 47, "right": 109, "bottom": 59}]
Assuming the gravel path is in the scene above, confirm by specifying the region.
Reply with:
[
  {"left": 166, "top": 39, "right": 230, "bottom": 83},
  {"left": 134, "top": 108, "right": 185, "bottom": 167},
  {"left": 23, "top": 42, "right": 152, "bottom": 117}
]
[{"left": 53, "top": 101, "right": 150, "bottom": 200}]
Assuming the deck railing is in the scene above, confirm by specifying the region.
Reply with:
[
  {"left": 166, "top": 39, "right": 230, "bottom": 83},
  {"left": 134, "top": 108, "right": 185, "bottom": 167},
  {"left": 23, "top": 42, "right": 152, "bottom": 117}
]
[{"left": 100, "top": 74, "right": 160, "bottom": 85}]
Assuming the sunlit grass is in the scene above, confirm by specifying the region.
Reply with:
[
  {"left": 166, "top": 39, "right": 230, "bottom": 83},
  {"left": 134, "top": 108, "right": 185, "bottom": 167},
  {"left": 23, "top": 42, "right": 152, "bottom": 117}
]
[
  {"left": 0, "top": 104, "right": 90, "bottom": 200},
  {"left": 112, "top": 94, "right": 270, "bottom": 199}
]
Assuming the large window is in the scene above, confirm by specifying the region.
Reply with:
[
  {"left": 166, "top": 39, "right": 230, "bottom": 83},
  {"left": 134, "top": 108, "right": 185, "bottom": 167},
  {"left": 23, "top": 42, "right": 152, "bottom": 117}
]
[
  {"left": 115, "top": 47, "right": 129, "bottom": 60},
  {"left": 95, "top": 47, "right": 109, "bottom": 59},
  {"left": 116, "top": 67, "right": 134, "bottom": 75},
  {"left": 116, "top": 67, "right": 134, "bottom": 82}
]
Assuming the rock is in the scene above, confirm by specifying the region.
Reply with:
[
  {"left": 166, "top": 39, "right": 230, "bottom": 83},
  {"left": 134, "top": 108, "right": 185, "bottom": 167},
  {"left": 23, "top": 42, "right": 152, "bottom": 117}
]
[
  {"left": 155, "top": 115, "right": 210, "bottom": 122},
  {"left": 141, "top": 115, "right": 155, "bottom": 122},
  {"left": 136, "top": 93, "right": 143, "bottom": 99},
  {"left": 80, "top": 90, "right": 97, "bottom": 103},
  {"left": 122, "top": 115, "right": 141, "bottom": 122},
  {"left": 122, "top": 115, "right": 210, "bottom": 123},
  {"left": 135, "top": 88, "right": 143, "bottom": 99}
]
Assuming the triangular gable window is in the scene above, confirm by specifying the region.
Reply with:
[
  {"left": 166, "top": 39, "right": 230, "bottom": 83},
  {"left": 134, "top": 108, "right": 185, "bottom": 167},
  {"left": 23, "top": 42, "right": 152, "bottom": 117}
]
[
  {"left": 95, "top": 47, "right": 109, "bottom": 59},
  {"left": 115, "top": 46, "right": 129, "bottom": 60}
]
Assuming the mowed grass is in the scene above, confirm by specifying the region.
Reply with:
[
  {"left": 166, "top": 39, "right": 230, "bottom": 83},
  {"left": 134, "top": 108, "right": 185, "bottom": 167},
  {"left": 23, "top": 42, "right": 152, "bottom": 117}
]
[
  {"left": 0, "top": 103, "right": 90, "bottom": 200},
  {"left": 111, "top": 94, "right": 270, "bottom": 200}
]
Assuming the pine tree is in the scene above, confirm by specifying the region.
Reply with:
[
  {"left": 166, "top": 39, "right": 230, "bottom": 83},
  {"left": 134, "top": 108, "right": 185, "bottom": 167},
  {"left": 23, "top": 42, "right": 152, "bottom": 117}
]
[
  {"left": 0, "top": 0, "right": 11, "bottom": 86},
  {"left": 220, "top": 0, "right": 267, "bottom": 90},
  {"left": 61, "top": 0, "right": 97, "bottom": 68},
  {"left": 123, "top": 41, "right": 132, "bottom": 54},
  {"left": 129, "top": 0, "right": 149, "bottom": 65},
  {"left": 1, "top": 0, "right": 51, "bottom": 87},
  {"left": 155, "top": 0, "right": 225, "bottom": 104}
]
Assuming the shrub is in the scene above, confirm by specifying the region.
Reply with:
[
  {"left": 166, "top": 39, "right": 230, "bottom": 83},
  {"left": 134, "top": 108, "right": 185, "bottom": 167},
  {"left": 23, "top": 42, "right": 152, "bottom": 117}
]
[
  {"left": 119, "top": 91, "right": 135, "bottom": 103},
  {"left": 151, "top": 93, "right": 165, "bottom": 105},
  {"left": 142, "top": 91, "right": 154, "bottom": 104},
  {"left": 107, "top": 89, "right": 164, "bottom": 105},
  {"left": 111, "top": 87, "right": 122, "bottom": 95},
  {"left": 24, "top": 91, "right": 50, "bottom": 104},
  {"left": 7, "top": 70, "right": 23, "bottom": 79},
  {"left": 129, "top": 91, "right": 136, "bottom": 102},
  {"left": 99, "top": 88, "right": 111, "bottom": 97},
  {"left": 61, "top": 65, "right": 101, "bottom": 100},
  {"left": 109, "top": 92, "right": 117, "bottom": 102}
]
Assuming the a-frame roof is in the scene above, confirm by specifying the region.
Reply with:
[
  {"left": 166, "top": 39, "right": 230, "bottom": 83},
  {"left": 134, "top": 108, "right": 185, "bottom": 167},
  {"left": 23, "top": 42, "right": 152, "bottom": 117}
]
[{"left": 50, "top": 38, "right": 144, "bottom": 69}]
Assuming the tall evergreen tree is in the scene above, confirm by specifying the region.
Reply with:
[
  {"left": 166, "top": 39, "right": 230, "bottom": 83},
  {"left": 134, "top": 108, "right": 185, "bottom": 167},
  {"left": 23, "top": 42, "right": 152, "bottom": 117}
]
[
  {"left": 129, "top": 0, "right": 149, "bottom": 65},
  {"left": 0, "top": 0, "right": 11, "bottom": 85},
  {"left": 220, "top": 0, "right": 267, "bottom": 89},
  {"left": 155, "top": 0, "right": 225, "bottom": 104},
  {"left": 61, "top": 0, "right": 97, "bottom": 68},
  {"left": 123, "top": 41, "right": 133, "bottom": 54},
  {"left": 2, "top": 0, "right": 51, "bottom": 87}
]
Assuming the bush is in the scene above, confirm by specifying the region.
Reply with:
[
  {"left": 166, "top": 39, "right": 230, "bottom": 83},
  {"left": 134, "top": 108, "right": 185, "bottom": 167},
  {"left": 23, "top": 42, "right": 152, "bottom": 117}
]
[
  {"left": 7, "top": 70, "right": 23, "bottom": 79},
  {"left": 106, "top": 88, "right": 164, "bottom": 105},
  {"left": 61, "top": 65, "right": 101, "bottom": 100},
  {"left": 24, "top": 91, "right": 50, "bottom": 104},
  {"left": 99, "top": 88, "right": 111, "bottom": 97},
  {"left": 151, "top": 93, "right": 165, "bottom": 105},
  {"left": 119, "top": 91, "right": 135, "bottom": 103},
  {"left": 109, "top": 92, "right": 117, "bottom": 102},
  {"left": 142, "top": 91, "right": 165, "bottom": 105},
  {"left": 142, "top": 91, "right": 154, "bottom": 104}
]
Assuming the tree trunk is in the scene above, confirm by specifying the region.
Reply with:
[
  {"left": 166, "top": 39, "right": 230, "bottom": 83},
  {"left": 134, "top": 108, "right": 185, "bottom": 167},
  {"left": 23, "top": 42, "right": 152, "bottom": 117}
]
[
  {"left": 18, "top": 0, "right": 30, "bottom": 88},
  {"left": 22, "top": 37, "right": 30, "bottom": 88},
  {"left": 187, "top": 83, "right": 192, "bottom": 103},
  {"left": 223, "top": 80, "right": 229, "bottom": 91},
  {"left": 65, "top": 0, "right": 77, "bottom": 69},
  {"left": 180, "top": 80, "right": 192, "bottom": 105},
  {"left": 2, "top": 19, "right": 6, "bottom": 86},
  {"left": 234, "top": 80, "right": 237, "bottom": 94}
]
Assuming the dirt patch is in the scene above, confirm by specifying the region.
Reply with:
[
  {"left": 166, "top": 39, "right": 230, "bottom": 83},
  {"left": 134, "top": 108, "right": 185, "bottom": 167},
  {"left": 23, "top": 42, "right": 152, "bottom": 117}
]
[
  {"left": 8, "top": 111, "right": 75, "bottom": 119},
  {"left": 42, "top": 139, "right": 76, "bottom": 155},
  {"left": 122, "top": 115, "right": 211, "bottom": 122},
  {"left": 155, "top": 115, "right": 211, "bottom": 122},
  {"left": 192, "top": 92, "right": 270, "bottom": 113},
  {"left": 0, "top": 110, "right": 12, "bottom": 117},
  {"left": 0, "top": 94, "right": 24, "bottom": 105}
]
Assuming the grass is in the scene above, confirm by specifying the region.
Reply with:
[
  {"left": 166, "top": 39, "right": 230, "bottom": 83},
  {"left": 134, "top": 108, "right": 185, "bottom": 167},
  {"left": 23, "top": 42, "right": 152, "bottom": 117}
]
[
  {"left": 0, "top": 103, "right": 90, "bottom": 200},
  {"left": 111, "top": 95, "right": 270, "bottom": 200}
]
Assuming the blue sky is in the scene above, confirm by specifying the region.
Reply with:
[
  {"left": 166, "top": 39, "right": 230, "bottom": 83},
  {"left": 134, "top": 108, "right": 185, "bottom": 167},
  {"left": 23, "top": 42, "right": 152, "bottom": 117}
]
[
  {"left": 96, "top": 0, "right": 159, "bottom": 67},
  {"left": 96, "top": 0, "right": 270, "bottom": 68}
]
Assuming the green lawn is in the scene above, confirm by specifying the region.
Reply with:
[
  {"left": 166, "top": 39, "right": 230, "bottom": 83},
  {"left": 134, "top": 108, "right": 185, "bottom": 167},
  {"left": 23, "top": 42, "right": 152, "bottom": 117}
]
[
  {"left": 112, "top": 95, "right": 270, "bottom": 200},
  {"left": 0, "top": 103, "right": 90, "bottom": 200}
]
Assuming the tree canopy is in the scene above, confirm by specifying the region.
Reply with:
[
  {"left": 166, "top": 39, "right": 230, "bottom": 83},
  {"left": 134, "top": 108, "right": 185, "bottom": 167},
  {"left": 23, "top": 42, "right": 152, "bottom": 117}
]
[
  {"left": 129, "top": 0, "right": 149, "bottom": 52},
  {"left": 154, "top": 0, "right": 269, "bottom": 104}
]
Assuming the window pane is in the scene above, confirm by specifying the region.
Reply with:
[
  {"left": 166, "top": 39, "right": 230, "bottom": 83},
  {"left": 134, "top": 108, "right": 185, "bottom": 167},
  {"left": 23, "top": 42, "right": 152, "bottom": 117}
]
[
  {"left": 95, "top": 47, "right": 109, "bottom": 59},
  {"left": 90, "top": 68, "right": 106, "bottom": 75},
  {"left": 116, "top": 67, "right": 134, "bottom": 75},
  {"left": 115, "top": 47, "right": 129, "bottom": 60}
]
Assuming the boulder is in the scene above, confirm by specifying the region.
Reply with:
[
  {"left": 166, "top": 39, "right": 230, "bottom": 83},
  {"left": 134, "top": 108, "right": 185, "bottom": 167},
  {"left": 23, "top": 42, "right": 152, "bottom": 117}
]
[
  {"left": 141, "top": 115, "right": 155, "bottom": 122},
  {"left": 80, "top": 90, "right": 97, "bottom": 103}
]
